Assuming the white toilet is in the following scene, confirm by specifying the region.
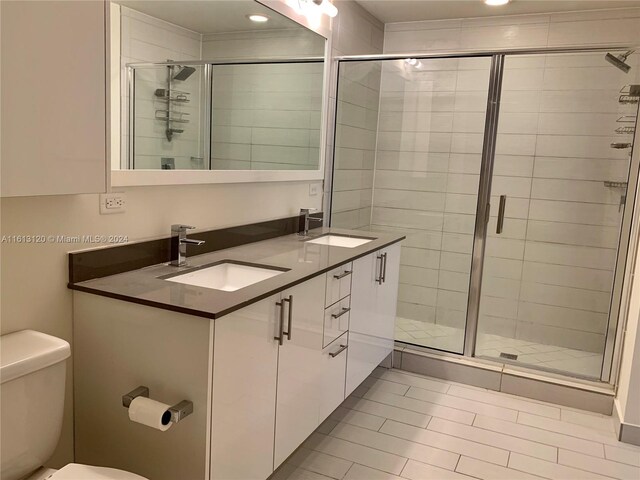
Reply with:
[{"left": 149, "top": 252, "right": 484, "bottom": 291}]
[{"left": 1, "top": 330, "right": 147, "bottom": 480}]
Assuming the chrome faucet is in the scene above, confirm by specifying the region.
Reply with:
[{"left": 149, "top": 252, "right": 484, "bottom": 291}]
[
  {"left": 299, "top": 208, "right": 322, "bottom": 236},
  {"left": 170, "top": 224, "right": 205, "bottom": 266}
]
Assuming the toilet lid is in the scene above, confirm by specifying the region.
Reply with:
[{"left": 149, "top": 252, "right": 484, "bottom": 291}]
[{"left": 49, "top": 464, "right": 147, "bottom": 480}]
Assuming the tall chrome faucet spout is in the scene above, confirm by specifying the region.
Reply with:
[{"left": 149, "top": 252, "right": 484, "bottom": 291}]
[
  {"left": 298, "top": 208, "right": 322, "bottom": 236},
  {"left": 170, "top": 224, "right": 205, "bottom": 266}
]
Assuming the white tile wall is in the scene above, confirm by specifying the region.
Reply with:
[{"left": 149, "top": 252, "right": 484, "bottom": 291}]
[
  {"left": 478, "top": 49, "right": 640, "bottom": 360},
  {"left": 366, "top": 56, "right": 493, "bottom": 352},
  {"left": 331, "top": 7, "right": 640, "bottom": 367},
  {"left": 210, "top": 62, "right": 324, "bottom": 170},
  {"left": 121, "top": 7, "right": 204, "bottom": 169},
  {"left": 330, "top": 2, "right": 385, "bottom": 229},
  {"left": 124, "top": 7, "right": 325, "bottom": 171}
]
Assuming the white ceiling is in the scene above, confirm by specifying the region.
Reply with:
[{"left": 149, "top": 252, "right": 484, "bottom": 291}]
[
  {"left": 114, "top": 0, "right": 300, "bottom": 34},
  {"left": 355, "top": 0, "right": 640, "bottom": 23}
]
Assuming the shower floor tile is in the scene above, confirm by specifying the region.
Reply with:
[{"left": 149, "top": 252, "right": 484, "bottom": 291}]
[{"left": 394, "top": 318, "right": 603, "bottom": 379}]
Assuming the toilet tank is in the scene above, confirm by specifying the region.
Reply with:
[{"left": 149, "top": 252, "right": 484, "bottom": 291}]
[{"left": 1, "top": 330, "right": 71, "bottom": 480}]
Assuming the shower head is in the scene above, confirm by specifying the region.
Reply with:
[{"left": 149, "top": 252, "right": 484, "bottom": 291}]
[
  {"left": 605, "top": 50, "right": 635, "bottom": 73},
  {"left": 171, "top": 65, "right": 196, "bottom": 81}
]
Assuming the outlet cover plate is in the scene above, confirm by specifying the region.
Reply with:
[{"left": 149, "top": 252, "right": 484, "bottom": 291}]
[{"left": 100, "top": 193, "right": 126, "bottom": 214}]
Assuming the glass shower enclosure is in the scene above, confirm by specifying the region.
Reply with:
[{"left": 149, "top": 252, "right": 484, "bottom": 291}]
[{"left": 329, "top": 47, "right": 640, "bottom": 382}]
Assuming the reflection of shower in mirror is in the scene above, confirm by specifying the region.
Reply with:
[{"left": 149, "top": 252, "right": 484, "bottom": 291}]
[{"left": 605, "top": 50, "right": 635, "bottom": 73}]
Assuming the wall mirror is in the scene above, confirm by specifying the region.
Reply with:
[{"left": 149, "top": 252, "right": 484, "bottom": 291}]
[{"left": 110, "top": 0, "right": 328, "bottom": 185}]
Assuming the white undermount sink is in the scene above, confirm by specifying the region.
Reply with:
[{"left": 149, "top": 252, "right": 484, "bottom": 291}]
[
  {"left": 165, "top": 262, "right": 286, "bottom": 292},
  {"left": 305, "top": 234, "right": 373, "bottom": 248}
]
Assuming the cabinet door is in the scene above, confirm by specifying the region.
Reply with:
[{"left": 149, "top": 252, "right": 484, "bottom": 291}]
[
  {"left": 274, "top": 275, "right": 325, "bottom": 468},
  {"left": 373, "top": 242, "right": 401, "bottom": 359},
  {"left": 347, "top": 243, "right": 401, "bottom": 396},
  {"left": 346, "top": 252, "right": 380, "bottom": 396},
  {"left": 1, "top": 1, "right": 106, "bottom": 196},
  {"left": 211, "top": 295, "right": 280, "bottom": 480},
  {"left": 318, "top": 336, "right": 348, "bottom": 422}
]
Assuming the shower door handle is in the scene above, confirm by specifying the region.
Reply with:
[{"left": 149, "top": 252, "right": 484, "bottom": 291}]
[{"left": 496, "top": 195, "right": 507, "bottom": 234}]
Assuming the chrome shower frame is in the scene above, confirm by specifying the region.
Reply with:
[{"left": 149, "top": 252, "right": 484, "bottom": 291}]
[{"left": 332, "top": 45, "right": 640, "bottom": 386}]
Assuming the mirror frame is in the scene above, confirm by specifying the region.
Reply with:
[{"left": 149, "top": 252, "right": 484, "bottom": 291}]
[{"left": 109, "top": 0, "right": 332, "bottom": 187}]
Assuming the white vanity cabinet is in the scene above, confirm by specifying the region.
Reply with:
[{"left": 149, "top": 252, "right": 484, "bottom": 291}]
[
  {"left": 346, "top": 243, "right": 401, "bottom": 396},
  {"left": 73, "top": 239, "right": 402, "bottom": 480},
  {"left": 210, "top": 274, "right": 330, "bottom": 478}
]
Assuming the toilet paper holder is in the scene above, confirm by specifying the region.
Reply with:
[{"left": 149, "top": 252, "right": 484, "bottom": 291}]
[{"left": 122, "top": 386, "right": 194, "bottom": 423}]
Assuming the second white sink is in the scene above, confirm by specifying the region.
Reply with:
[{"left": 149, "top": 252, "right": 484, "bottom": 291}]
[
  {"left": 165, "top": 262, "right": 286, "bottom": 292},
  {"left": 306, "top": 234, "right": 373, "bottom": 248}
]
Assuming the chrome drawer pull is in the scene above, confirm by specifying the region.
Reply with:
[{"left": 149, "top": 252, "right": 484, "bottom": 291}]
[
  {"left": 376, "top": 254, "right": 384, "bottom": 284},
  {"left": 333, "top": 270, "right": 352, "bottom": 280},
  {"left": 381, "top": 252, "right": 388, "bottom": 283},
  {"left": 283, "top": 295, "right": 293, "bottom": 341},
  {"left": 274, "top": 300, "right": 285, "bottom": 345},
  {"left": 331, "top": 307, "right": 351, "bottom": 319},
  {"left": 329, "top": 344, "right": 348, "bottom": 358}
]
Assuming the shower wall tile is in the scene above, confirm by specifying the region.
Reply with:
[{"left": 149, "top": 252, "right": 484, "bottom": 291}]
[
  {"left": 547, "top": 16, "right": 640, "bottom": 47},
  {"left": 401, "top": 247, "right": 442, "bottom": 270},
  {"left": 384, "top": 8, "right": 640, "bottom": 53},
  {"left": 533, "top": 157, "right": 629, "bottom": 182},
  {"left": 525, "top": 220, "right": 620, "bottom": 249},
  {"left": 524, "top": 242, "right": 617, "bottom": 271},
  {"left": 121, "top": 7, "right": 203, "bottom": 169},
  {"left": 522, "top": 262, "right": 614, "bottom": 293},
  {"left": 401, "top": 265, "right": 440, "bottom": 288},
  {"left": 440, "top": 251, "right": 472, "bottom": 274},
  {"left": 514, "top": 322, "right": 606, "bottom": 354},
  {"left": 528, "top": 200, "right": 621, "bottom": 227},
  {"left": 335, "top": 7, "right": 640, "bottom": 355},
  {"left": 517, "top": 302, "right": 608, "bottom": 335},
  {"left": 459, "top": 23, "right": 549, "bottom": 50}
]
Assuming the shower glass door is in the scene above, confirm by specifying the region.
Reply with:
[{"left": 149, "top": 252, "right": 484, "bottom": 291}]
[
  {"left": 475, "top": 52, "right": 639, "bottom": 379},
  {"left": 332, "top": 56, "right": 494, "bottom": 354}
]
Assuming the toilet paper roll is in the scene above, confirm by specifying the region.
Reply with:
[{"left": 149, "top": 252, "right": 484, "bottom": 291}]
[{"left": 128, "top": 396, "right": 173, "bottom": 431}]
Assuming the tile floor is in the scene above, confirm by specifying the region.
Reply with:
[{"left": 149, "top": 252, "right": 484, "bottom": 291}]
[
  {"left": 273, "top": 367, "right": 640, "bottom": 480},
  {"left": 395, "top": 318, "right": 603, "bottom": 379}
]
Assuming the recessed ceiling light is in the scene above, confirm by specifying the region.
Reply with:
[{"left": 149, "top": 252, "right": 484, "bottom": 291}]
[
  {"left": 247, "top": 14, "right": 269, "bottom": 22},
  {"left": 485, "top": 0, "right": 510, "bottom": 5}
]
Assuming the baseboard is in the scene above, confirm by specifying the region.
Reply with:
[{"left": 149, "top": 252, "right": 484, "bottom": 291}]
[{"left": 613, "top": 400, "right": 640, "bottom": 446}]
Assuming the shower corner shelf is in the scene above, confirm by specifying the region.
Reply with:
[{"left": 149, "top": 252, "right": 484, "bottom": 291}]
[{"left": 154, "top": 64, "right": 194, "bottom": 142}]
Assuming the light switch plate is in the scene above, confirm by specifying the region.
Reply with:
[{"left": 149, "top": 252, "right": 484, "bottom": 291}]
[
  {"left": 99, "top": 193, "right": 126, "bottom": 214},
  {"left": 309, "top": 183, "right": 320, "bottom": 196}
]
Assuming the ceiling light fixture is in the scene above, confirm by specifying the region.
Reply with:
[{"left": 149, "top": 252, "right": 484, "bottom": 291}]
[
  {"left": 312, "top": 0, "right": 338, "bottom": 18},
  {"left": 484, "top": 0, "right": 510, "bottom": 6},
  {"left": 247, "top": 14, "right": 269, "bottom": 22},
  {"left": 296, "top": 0, "right": 338, "bottom": 18}
]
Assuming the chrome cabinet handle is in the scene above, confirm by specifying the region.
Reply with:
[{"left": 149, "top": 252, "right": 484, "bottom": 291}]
[
  {"left": 496, "top": 195, "right": 507, "bottom": 234},
  {"left": 376, "top": 254, "right": 384, "bottom": 284},
  {"left": 331, "top": 307, "right": 351, "bottom": 319},
  {"left": 333, "top": 270, "right": 352, "bottom": 280},
  {"left": 283, "top": 295, "right": 293, "bottom": 340},
  {"left": 274, "top": 300, "right": 285, "bottom": 345},
  {"left": 381, "top": 252, "right": 388, "bottom": 284},
  {"left": 329, "top": 344, "right": 348, "bottom": 358}
]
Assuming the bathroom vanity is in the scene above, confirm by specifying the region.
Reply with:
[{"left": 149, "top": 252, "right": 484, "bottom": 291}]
[{"left": 70, "top": 226, "right": 403, "bottom": 480}]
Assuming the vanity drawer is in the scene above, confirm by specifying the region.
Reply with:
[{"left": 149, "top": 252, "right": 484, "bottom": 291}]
[
  {"left": 319, "top": 335, "right": 348, "bottom": 422},
  {"left": 323, "top": 297, "right": 350, "bottom": 348},
  {"left": 325, "top": 262, "right": 352, "bottom": 308}
]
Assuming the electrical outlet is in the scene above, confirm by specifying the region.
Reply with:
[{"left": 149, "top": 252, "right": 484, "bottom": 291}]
[
  {"left": 99, "top": 193, "right": 126, "bottom": 214},
  {"left": 309, "top": 183, "right": 320, "bottom": 196}
]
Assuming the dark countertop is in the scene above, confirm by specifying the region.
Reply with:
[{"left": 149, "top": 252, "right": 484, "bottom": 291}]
[{"left": 69, "top": 227, "right": 405, "bottom": 319}]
